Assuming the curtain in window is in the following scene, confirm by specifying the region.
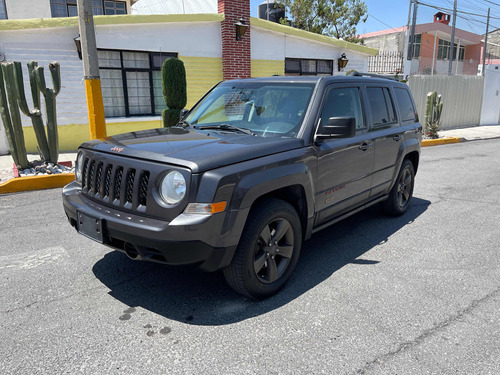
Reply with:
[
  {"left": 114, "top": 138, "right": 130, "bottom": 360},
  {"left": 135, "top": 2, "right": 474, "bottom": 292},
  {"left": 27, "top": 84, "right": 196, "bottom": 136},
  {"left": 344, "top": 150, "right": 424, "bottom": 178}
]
[
  {"left": 126, "top": 72, "right": 152, "bottom": 115},
  {"left": 100, "top": 69, "right": 126, "bottom": 117}
]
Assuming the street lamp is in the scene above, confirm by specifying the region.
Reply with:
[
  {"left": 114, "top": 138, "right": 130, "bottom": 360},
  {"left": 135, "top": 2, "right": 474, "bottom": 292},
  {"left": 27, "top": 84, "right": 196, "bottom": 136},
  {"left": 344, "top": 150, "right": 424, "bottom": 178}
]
[
  {"left": 74, "top": 35, "right": 82, "bottom": 60},
  {"left": 338, "top": 53, "right": 349, "bottom": 72},
  {"left": 235, "top": 17, "right": 248, "bottom": 41}
]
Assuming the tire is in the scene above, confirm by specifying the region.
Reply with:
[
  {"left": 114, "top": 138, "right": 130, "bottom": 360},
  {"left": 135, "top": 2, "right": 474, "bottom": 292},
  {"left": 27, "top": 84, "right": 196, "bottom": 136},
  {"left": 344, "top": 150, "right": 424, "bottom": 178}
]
[
  {"left": 223, "top": 198, "right": 302, "bottom": 299},
  {"left": 382, "top": 159, "right": 415, "bottom": 216}
]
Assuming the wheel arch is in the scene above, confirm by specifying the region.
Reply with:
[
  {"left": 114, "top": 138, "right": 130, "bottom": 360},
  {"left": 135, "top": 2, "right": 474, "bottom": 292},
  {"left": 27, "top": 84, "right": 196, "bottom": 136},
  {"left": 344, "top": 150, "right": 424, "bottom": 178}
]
[{"left": 405, "top": 150, "right": 420, "bottom": 175}]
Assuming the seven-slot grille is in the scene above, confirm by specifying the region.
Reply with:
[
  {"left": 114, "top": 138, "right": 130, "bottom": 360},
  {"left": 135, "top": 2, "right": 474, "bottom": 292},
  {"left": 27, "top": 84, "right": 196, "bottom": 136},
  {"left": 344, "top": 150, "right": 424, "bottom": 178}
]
[{"left": 81, "top": 156, "right": 150, "bottom": 209}]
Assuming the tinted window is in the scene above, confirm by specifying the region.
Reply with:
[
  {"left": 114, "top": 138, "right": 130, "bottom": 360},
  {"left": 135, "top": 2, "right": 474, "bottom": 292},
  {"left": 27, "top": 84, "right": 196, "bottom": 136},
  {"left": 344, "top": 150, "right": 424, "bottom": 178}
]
[
  {"left": 367, "top": 87, "right": 396, "bottom": 126},
  {"left": 321, "top": 87, "right": 365, "bottom": 130},
  {"left": 394, "top": 88, "right": 417, "bottom": 122},
  {"left": 0, "top": 0, "right": 7, "bottom": 19},
  {"left": 383, "top": 89, "right": 397, "bottom": 123}
]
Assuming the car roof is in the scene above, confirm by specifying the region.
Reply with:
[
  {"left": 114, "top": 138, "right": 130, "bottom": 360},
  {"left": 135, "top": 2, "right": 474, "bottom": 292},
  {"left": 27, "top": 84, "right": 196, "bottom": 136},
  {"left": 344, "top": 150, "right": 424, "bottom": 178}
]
[{"left": 224, "top": 75, "right": 407, "bottom": 87}]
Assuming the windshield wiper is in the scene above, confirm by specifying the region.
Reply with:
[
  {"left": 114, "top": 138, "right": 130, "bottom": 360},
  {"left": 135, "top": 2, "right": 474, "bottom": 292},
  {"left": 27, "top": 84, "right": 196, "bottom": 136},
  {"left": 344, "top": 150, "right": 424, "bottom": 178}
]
[
  {"left": 197, "top": 124, "right": 255, "bottom": 136},
  {"left": 176, "top": 120, "right": 193, "bottom": 129}
]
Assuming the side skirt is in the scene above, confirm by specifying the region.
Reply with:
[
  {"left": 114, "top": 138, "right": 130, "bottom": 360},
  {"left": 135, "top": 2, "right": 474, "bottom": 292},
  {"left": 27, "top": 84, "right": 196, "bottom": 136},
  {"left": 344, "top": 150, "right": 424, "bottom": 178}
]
[{"left": 311, "top": 195, "right": 389, "bottom": 235}]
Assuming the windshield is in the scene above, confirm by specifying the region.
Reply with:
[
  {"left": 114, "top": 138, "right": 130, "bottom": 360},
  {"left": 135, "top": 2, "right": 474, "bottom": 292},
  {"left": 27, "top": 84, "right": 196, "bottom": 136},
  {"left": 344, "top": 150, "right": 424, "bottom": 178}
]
[{"left": 184, "top": 82, "right": 315, "bottom": 138}]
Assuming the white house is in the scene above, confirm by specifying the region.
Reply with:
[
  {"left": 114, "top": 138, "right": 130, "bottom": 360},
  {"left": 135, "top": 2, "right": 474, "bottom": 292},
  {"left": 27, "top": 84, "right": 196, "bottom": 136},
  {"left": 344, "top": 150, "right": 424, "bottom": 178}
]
[{"left": 0, "top": 0, "right": 377, "bottom": 154}]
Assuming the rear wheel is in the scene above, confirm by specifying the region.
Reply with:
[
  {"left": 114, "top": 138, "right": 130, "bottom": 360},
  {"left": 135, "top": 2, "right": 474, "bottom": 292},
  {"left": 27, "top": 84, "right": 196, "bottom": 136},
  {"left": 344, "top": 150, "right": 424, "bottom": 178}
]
[
  {"left": 382, "top": 159, "right": 415, "bottom": 216},
  {"left": 223, "top": 199, "right": 302, "bottom": 299}
]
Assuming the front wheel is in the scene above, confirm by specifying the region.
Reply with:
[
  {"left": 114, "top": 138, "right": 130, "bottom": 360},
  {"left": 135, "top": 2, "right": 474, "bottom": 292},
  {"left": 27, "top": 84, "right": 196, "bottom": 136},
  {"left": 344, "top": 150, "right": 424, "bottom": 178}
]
[
  {"left": 223, "top": 199, "right": 302, "bottom": 299},
  {"left": 382, "top": 159, "right": 415, "bottom": 216}
]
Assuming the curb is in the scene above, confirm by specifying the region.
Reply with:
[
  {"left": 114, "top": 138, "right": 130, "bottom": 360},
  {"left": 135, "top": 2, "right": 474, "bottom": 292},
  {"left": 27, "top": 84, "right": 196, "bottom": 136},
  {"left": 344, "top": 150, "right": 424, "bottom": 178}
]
[
  {"left": 421, "top": 137, "right": 461, "bottom": 147},
  {"left": 0, "top": 173, "right": 75, "bottom": 195}
]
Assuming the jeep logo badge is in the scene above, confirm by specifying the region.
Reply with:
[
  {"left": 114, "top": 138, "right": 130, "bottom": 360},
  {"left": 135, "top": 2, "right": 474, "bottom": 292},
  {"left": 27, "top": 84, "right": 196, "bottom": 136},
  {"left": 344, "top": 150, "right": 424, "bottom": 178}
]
[{"left": 111, "top": 146, "right": 124, "bottom": 153}]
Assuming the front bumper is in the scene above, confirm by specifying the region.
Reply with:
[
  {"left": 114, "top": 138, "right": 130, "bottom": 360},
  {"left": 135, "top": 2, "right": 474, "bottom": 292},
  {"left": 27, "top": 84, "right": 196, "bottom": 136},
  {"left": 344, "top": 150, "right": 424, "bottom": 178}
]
[{"left": 62, "top": 181, "right": 240, "bottom": 271}]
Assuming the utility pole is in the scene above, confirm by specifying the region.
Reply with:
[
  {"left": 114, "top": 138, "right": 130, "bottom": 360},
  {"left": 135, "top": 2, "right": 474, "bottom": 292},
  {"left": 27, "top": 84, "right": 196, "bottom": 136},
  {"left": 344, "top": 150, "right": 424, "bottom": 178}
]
[
  {"left": 77, "top": 0, "right": 106, "bottom": 140},
  {"left": 482, "top": 7, "right": 490, "bottom": 76},
  {"left": 448, "top": 0, "right": 457, "bottom": 76},
  {"left": 408, "top": 1, "right": 418, "bottom": 60},
  {"left": 403, "top": 0, "right": 414, "bottom": 77}
]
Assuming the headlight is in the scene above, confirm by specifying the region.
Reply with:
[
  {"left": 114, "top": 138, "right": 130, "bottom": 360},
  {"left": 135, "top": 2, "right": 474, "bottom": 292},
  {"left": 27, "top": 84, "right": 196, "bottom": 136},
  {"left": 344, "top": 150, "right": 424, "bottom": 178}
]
[
  {"left": 75, "top": 152, "right": 84, "bottom": 183},
  {"left": 159, "top": 171, "right": 186, "bottom": 205}
]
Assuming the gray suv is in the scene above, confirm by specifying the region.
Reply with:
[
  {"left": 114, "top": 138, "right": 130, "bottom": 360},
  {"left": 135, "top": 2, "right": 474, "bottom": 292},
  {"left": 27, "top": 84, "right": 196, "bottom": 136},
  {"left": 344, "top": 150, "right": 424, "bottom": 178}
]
[{"left": 63, "top": 74, "right": 422, "bottom": 299}]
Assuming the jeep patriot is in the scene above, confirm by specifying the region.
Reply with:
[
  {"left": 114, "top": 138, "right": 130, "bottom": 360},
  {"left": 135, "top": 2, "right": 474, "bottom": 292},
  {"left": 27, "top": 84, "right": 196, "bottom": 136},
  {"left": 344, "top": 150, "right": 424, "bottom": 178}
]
[{"left": 63, "top": 75, "right": 422, "bottom": 299}]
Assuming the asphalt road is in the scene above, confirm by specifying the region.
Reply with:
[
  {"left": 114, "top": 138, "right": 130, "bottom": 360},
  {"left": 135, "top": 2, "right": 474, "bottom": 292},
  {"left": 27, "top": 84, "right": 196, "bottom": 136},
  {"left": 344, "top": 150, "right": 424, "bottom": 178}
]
[{"left": 1, "top": 139, "right": 499, "bottom": 374}]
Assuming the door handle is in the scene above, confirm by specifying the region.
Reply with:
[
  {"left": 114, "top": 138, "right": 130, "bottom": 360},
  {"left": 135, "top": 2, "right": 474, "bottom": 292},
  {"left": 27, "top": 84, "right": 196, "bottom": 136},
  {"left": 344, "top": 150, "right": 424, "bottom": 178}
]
[
  {"left": 358, "top": 142, "right": 373, "bottom": 151},
  {"left": 393, "top": 134, "right": 403, "bottom": 141}
]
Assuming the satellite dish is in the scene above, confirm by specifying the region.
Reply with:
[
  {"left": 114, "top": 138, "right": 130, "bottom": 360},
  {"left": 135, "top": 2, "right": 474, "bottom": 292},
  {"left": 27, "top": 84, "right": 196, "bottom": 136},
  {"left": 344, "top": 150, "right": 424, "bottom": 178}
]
[{"left": 0, "top": 53, "right": 5, "bottom": 62}]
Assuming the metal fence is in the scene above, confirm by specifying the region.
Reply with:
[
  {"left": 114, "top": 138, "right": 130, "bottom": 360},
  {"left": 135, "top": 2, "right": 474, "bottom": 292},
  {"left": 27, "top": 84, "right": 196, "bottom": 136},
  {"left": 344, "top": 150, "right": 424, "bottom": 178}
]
[
  {"left": 408, "top": 75, "right": 485, "bottom": 129},
  {"left": 368, "top": 51, "right": 404, "bottom": 74}
]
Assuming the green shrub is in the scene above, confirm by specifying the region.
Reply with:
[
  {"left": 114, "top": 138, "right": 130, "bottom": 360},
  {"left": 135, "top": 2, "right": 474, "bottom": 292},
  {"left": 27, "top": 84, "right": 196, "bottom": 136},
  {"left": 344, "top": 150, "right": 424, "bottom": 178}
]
[{"left": 161, "top": 58, "right": 187, "bottom": 127}]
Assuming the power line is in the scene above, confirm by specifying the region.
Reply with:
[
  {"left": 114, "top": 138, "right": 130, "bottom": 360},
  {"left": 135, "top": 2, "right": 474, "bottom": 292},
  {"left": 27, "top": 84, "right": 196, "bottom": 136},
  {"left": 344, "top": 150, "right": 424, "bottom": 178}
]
[
  {"left": 416, "top": 1, "right": 500, "bottom": 20},
  {"left": 479, "top": 0, "right": 500, "bottom": 7},
  {"left": 416, "top": 1, "right": 500, "bottom": 30},
  {"left": 366, "top": 13, "right": 402, "bottom": 33}
]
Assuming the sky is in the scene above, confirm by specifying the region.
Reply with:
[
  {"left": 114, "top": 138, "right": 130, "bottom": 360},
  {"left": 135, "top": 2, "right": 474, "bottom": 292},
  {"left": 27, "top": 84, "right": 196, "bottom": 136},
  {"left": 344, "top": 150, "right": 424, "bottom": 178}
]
[{"left": 249, "top": 0, "right": 499, "bottom": 36}]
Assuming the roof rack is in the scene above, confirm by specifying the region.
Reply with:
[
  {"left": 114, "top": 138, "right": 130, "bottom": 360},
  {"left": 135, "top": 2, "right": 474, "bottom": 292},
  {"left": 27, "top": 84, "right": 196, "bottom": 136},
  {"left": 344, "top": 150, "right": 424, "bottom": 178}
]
[{"left": 348, "top": 71, "right": 398, "bottom": 81}]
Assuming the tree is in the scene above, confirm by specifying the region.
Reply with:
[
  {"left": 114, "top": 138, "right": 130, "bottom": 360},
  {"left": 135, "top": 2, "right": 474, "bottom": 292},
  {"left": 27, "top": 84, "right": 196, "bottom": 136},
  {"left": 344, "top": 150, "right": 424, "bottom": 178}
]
[
  {"left": 278, "top": 0, "right": 368, "bottom": 42},
  {"left": 161, "top": 58, "right": 187, "bottom": 127}
]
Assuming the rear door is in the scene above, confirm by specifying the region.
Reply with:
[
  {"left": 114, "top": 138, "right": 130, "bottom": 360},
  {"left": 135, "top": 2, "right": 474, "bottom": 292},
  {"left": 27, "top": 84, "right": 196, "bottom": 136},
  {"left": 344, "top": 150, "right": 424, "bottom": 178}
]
[
  {"left": 364, "top": 85, "right": 405, "bottom": 197},
  {"left": 314, "top": 84, "right": 375, "bottom": 225}
]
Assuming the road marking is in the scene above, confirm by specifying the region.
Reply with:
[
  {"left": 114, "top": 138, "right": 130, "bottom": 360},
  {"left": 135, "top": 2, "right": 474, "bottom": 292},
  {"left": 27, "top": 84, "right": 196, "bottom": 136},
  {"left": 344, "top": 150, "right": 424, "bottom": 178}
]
[{"left": 0, "top": 246, "right": 68, "bottom": 270}]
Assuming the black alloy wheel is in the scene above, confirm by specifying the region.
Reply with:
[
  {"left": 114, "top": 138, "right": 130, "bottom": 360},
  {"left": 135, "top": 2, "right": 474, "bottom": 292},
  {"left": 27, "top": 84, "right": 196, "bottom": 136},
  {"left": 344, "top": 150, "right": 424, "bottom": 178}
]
[
  {"left": 382, "top": 159, "right": 415, "bottom": 216},
  {"left": 253, "top": 217, "right": 295, "bottom": 284},
  {"left": 224, "top": 198, "right": 302, "bottom": 299}
]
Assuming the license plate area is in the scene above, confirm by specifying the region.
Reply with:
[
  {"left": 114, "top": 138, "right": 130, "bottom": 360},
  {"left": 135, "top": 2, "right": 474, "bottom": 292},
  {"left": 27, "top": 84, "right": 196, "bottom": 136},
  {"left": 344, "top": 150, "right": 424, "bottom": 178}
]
[{"left": 77, "top": 211, "right": 104, "bottom": 243}]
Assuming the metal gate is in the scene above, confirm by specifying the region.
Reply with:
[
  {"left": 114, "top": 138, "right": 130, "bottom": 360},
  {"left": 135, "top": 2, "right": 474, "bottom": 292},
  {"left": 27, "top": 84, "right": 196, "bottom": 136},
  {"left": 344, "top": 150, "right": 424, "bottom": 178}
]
[{"left": 408, "top": 75, "right": 485, "bottom": 129}]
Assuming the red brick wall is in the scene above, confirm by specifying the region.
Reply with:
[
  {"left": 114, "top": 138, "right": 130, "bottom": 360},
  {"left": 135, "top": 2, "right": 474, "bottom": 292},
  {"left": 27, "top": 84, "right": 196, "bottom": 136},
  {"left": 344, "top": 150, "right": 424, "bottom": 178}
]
[
  {"left": 419, "top": 32, "right": 438, "bottom": 73},
  {"left": 218, "top": 0, "right": 251, "bottom": 80},
  {"left": 463, "top": 43, "right": 482, "bottom": 75}
]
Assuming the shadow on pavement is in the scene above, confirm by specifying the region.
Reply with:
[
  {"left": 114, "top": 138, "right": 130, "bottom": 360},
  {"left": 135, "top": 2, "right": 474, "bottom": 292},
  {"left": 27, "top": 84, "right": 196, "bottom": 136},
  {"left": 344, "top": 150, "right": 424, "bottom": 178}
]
[{"left": 92, "top": 197, "right": 430, "bottom": 325}]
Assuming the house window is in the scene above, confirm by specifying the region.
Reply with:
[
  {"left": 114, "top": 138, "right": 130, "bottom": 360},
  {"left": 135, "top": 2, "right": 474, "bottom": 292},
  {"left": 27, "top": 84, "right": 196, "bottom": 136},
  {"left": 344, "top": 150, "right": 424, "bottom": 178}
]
[
  {"left": 0, "top": 0, "right": 8, "bottom": 19},
  {"left": 437, "top": 39, "right": 465, "bottom": 61},
  {"left": 104, "top": 1, "right": 127, "bottom": 15},
  {"left": 98, "top": 49, "right": 178, "bottom": 118},
  {"left": 285, "top": 58, "right": 333, "bottom": 76},
  {"left": 50, "top": 0, "right": 126, "bottom": 17},
  {"left": 413, "top": 34, "right": 421, "bottom": 58}
]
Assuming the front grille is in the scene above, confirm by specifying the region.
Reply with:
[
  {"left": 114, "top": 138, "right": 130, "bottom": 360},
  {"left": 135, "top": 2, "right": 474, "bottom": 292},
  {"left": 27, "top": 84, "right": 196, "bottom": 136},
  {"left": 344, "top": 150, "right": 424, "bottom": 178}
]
[
  {"left": 81, "top": 158, "right": 89, "bottom": 189},
  {"left": 81, "top": 156, "right": 150, "bottom": 211},
  {"left": 114, "top": 167, "right": 123, "bottom": 201},
  {"left": 103, "top": 165, "right": 112, "bottom": 198},
  {"left": 125, "top": 169, "right": 136, "bottom": 204},
  {"left": 95, "top": 162, "right": 103, "bottom": 194},
  {"left": 87, "top": 160, "right": 96, "bottom": 193},
  {"left": 138, "top": 171, "right": 150, "bottom": 206}
]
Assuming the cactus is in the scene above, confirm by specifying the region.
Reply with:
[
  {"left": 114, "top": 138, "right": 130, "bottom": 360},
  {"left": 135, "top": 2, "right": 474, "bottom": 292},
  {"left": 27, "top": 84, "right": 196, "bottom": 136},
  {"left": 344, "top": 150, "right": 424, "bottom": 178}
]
[
  {"left": 425, "top": 91, "right": 443, "bottom": 139},
  {"left": 14, "top": 61, "right": 51, "bottom": 162},
  {"left": 0, "top": 63, "right": 30, "bottom": 169},
  {"left": 161, "top": 58, "right": 187, "bottom": 127},
  {"left": 34, "top": 62, "right": 61, "bottom": 164}
]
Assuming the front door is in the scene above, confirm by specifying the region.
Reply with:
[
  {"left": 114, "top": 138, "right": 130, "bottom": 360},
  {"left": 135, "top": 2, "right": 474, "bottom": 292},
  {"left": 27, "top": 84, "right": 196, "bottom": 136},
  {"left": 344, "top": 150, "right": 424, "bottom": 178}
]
[{"left": 314, "top": 85, "right": 374, "bottom": 226}]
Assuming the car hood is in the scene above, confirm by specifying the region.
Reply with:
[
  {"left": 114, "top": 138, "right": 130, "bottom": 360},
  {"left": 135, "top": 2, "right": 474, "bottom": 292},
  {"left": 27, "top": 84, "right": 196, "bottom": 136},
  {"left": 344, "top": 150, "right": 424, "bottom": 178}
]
[{"left": 81, "top": 127, "right": 304, "bottom": 173}]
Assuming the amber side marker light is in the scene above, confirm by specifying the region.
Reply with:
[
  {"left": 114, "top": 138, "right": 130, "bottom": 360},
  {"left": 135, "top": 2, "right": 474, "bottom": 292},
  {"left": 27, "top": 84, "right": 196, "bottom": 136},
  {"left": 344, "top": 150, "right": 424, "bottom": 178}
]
[{"left": 184, "top": 202, "right": 227, "bottom": 215}]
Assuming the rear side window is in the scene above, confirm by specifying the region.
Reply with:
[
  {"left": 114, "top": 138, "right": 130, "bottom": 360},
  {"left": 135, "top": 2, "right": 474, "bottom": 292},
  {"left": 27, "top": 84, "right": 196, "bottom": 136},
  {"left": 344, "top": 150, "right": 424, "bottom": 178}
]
[
  {"left": 394, "top": 88, "right": 417, "bottom": 122},
  {"left": 320, "top": 87, "right": 365, "bottom": 130},
  {"left": 366, "top": 87, "right": 397, "bottom": 127}
]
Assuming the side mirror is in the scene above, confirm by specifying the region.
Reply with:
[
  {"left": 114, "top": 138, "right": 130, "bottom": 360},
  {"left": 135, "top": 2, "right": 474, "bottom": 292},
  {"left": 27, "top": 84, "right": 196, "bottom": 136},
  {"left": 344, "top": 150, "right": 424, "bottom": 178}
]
[
  {"left": 180, "top": 109, "right": 190, "bottom": 120},
  {"left": 316, "top": 117, "right": 356, "bottom": 140}
]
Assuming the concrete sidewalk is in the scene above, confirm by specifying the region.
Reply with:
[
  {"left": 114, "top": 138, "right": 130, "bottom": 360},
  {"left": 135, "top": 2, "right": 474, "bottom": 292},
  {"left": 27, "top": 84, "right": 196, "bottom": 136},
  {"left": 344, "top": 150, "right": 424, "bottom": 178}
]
[
  {"left": 439, "top": 124, "right": 500, "bottom": 141},
  {"left": 1, "top": 124, "right": 499, "bottom": 183}
]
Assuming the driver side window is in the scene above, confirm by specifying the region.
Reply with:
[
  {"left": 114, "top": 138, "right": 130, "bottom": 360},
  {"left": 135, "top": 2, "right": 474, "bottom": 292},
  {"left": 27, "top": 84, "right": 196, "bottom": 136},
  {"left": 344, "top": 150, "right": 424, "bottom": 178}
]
[{"left": 320, "top": 87, "right": 365, "bottom": 130}]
